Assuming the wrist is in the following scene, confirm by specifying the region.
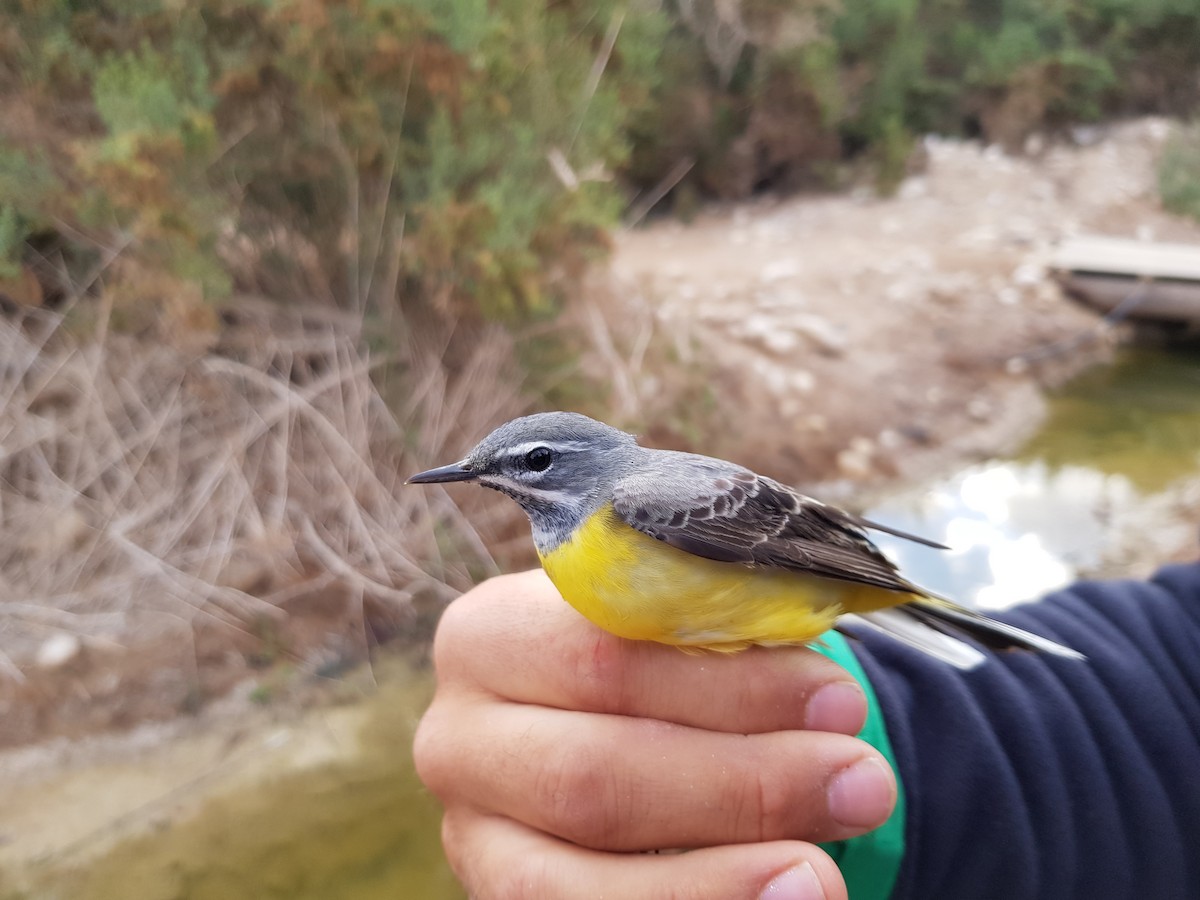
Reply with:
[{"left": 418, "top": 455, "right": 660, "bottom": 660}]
[{"left": 814, "top": 632, "right": 906, "bottom": 900}]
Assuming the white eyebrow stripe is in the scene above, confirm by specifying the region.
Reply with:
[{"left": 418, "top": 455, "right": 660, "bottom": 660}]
[{"left": 505, "top": 440, "right": 591, "bottom": 457}]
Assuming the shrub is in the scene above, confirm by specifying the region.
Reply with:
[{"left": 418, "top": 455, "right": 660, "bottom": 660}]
[
  {"left": 0, "top": 0, "right": 665, "bottom": 322},
  {"left": 2, "top": 0, "right": 1199, "bottom": 325},
  {"left": 1159, "top": 123, "right": 1200, "bottom": 223},
  {"left": 626, "top": 0, "right": 1200, "bottom": 199}
]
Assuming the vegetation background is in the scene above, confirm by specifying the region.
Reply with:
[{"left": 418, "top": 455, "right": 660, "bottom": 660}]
[{"left": 5, "top": 0, "right": 1200, "bottom": 326}]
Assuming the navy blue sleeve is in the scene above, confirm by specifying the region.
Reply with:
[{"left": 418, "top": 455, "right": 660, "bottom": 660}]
[{"left": 852, "top": 562, "right": 1200, "bottom": 900}]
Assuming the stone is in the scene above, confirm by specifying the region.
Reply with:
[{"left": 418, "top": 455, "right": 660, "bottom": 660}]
[
  {"left": 36, "top": 633, "right": 82, "bottom": 670},
  {"left": 791, "top": 314, "right": 848, "bottom": 356}
]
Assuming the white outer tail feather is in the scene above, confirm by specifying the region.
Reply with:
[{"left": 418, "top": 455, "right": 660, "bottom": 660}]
[
  {"left": 842, "top": 605, "right": 1086, "bottom": 670},
  {"left": 841, "top": 610, "right": 988, "bottom": 669}
]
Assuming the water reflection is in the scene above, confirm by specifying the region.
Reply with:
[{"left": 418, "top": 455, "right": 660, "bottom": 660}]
[
  {"left": 868, "top": 461, "right": 1137, "bottom": 610},
  {"left": 1020, "top": 345, "right": 1200, "bottom": 493},
  {"left": 867, "top": 345, "right": 1200, "bottom": 610},
  {"left": 23, "top": 657, "right": 464, "bottom": 900}
]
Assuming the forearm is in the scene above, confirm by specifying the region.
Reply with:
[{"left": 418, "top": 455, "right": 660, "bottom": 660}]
[{"left": 852, "top": 562, "right": 1200, "bottom": 899}]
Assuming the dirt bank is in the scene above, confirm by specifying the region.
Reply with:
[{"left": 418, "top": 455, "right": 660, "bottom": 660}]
[{"left": 593, "top": 118, "right": 1200, "bottom": 497}]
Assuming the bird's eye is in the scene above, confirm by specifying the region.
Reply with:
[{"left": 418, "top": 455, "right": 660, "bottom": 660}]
[{"left": 524, "top": 447, "right": 553, "bottom": 472}]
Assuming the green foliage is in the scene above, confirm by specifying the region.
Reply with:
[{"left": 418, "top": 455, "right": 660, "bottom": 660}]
[
  {"left": 628, "top": 0, "right": 1200, "bottom": 199},
  {"left": 3, "top": 0, "right": 1199, "bottom": 325},
  {"left": 0, "top": 0, "right": 665, "bottom": 322},
  {"left": 93, "top": 43, "right": 212, "bottom": 137},
  {"left": 0, "top": 204, "right": 22, "bottom": 280},
  {"left": 1159, "top": 123, "right": 1200, "bottom": 223},
  {"left": 0, "top": 144, "right": 57, "bottom": 279}
]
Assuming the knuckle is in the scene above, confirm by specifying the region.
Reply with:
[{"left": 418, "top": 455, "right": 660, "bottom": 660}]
[
  {"left": 754, "top": 761, "right": 794, "bottom": 838},
  {"left": 438, "top": 811, "right": 466, "bottom": 875},
  {"left": 493, "top": 853, "right": 551, "bottom": 900},
  {"left": 733, "top": 744, "right": 802, "bottom": 841},
  {"left": 433, "top": 571, "right": 541, "bottom": 684},
  {"left": 563, "top": 631, "right": 631, "bottom": 713},
  {"left": 441, "top": 809, "right": 548, "bottom": 900},
  {"left": 411, "top": 704, "right": 454, "bottom": 798},
  {"left": 534, "top": 744, "right": 621, "bottom": 846},
  {"left": 664, "top": 885, "right": 720, "bottom": 900},
  {"left": 431, "top": 592, "right": 483, "bottom": 677}
]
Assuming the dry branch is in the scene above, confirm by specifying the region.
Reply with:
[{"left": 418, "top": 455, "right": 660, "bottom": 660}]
[{"left": 0, "top": 305, "right": 524, "bottom": 676}]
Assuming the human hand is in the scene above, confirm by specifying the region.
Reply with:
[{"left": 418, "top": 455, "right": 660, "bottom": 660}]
[{"left": 414, "top": 570, "right": 897, "bottom": 900}]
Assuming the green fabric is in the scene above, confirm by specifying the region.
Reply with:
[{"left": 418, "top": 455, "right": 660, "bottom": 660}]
[{"left": 814, "top": 633, "right": 906, "bottom": 900}]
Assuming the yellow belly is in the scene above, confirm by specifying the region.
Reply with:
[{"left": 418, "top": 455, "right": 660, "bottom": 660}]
[{"left": 537, "top": 504, "right": 915, "bottom": 650}]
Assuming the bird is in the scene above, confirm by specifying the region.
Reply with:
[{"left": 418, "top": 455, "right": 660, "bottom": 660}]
[{"left": 408, "top": 411, "right": 1082, "bottom": 668}]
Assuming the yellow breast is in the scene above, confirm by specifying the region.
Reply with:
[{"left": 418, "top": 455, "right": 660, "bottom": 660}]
[{"left": 537, "top": 503, "right": 911, "bottom": 650}]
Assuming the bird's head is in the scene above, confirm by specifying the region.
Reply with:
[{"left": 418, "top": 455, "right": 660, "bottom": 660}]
[{"left": 407, "top": 412, "right": 638, "bottom": 550}]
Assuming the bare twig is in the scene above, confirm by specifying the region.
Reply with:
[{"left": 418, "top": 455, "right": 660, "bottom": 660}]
[{"left": 0, "top": 305, "right": 524, "bottom": 676}]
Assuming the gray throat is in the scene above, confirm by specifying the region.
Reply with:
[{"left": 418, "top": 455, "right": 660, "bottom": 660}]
[
  {"left": 479, "top": 481, "right": 592, "bottom": 555},
  {"left": 528, "top": 507, "right": 579, "bottom": 555}
]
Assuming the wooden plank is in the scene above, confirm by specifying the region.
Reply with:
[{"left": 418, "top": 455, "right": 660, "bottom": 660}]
[
  {"left": 1051, "top": 236, "right": 1200, "bottom": 282},
  {"left": 1058, "top": 273, "right": 1200, "bottom": 324}
]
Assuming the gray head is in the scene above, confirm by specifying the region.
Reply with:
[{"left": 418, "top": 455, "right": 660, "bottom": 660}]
[{"left": 407, "top": 412, "right": 639, "bottom": 551}]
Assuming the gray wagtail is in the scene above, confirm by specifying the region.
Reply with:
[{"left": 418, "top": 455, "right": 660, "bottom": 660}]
[{"left": 409, "top": 412, "right": 1082, "bottom": 667}]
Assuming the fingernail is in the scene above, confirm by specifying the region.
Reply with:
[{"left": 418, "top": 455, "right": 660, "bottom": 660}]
[
  {"left": 759, "top": 862, "right": 825, "bottom": 900},
  {"left": 827, "top": 757, "right": 894, "bottom": 828},
  {"left": 804, "top": 681, "right": 866, "bottom": 733}
]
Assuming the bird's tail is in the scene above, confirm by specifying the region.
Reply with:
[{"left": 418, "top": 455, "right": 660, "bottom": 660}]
[{"left": 840, "top": 596, "right": 1084, "bottom": 670}]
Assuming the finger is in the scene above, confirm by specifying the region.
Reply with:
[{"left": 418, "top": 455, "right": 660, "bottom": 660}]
[
  {"left": 444, "top": 808, "right": 848, "bottom": 900},
  {"left": 416, "top": 700, "right": 896, "bottom": 851},
  {"left": 436, "top": 570, "right": 867, "bottom": 735}
]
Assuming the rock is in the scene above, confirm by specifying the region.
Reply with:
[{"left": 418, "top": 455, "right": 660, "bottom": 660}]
[
  {"left": 753, "top": 287, "right": 805, "bottom": 310},
  {"left": 1012, "top": 262, "right": 1043, "bottom": 286},
  {"left": 997, "top": 287, "right": 1020, "bottom": 305},
  {"left": 836, "top": 440, "right": 875, "bottom": 480},
  {"left": 791, "top": 314, "right": 848, "bottom": 356},
  {"left": 848, "top": 436, "right": 875, "bottom": 456},
  {"left": 898, "top": 424, "right": 933, "bottom": 445},
  {"left": 761, "top": 330, "right": 799, "bottom": 354},
  {"left": 897, "top": 176, "right": 928, "bottom": 200},
  {"left": 928, "top": 272, "right": 976, "bottom": 305},
  {"left": 759, "top": 260, "right": 800, "bottom": 283},
  {"left": 878, "top": 428, "right": 903, "bottom": 450},
  {"left": 36, "top": 633, "right": 83, "bottom": 670},
  {"left": 789, "top": 369, "right": 815, "bottom": 393},
  {"left": 802, "top": 413, "right": 828, "bottom": 434},
  {"left": 967, "top": 397, "right": 993, "bottom": 421}
]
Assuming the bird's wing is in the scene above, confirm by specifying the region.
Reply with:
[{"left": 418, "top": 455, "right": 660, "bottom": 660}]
[{"left": 611, "top": 451, "right": 932, "bottom": 595}]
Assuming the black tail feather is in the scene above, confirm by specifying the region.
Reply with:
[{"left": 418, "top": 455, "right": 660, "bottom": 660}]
[{"left": 905, "top": 598, "right": 1085, "bottom": 659}]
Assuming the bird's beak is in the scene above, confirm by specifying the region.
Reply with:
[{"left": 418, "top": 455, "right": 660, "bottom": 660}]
[{"left": 406, "top": 460, "right": 477, "bottom": 485}]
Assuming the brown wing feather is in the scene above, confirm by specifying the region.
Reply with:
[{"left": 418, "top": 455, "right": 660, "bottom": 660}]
[{"left": 611, "top": 452, "right": 931, "bottom": 596}]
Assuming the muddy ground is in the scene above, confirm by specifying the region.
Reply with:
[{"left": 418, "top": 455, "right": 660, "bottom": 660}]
[{"left": 3, "top": 117, "right": 1199, "bottom": 782}]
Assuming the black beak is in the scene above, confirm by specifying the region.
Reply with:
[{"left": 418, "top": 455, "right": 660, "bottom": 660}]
[{"left": 406, "top": 461, "right": 477, "bottom": 485}]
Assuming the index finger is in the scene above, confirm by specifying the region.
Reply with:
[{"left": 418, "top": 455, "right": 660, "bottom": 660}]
[{"left": 435, "top": 570, "right": 867, "bottom": 735}]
